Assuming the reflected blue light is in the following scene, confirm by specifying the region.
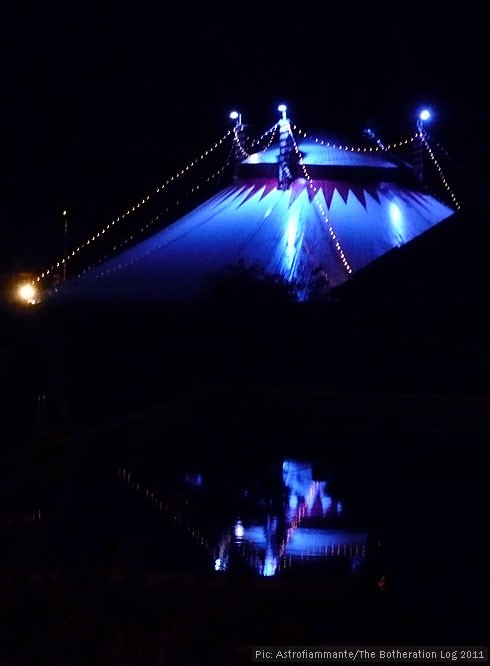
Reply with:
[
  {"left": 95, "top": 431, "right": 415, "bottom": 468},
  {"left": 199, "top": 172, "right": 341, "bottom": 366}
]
[
  {"left": 196, "top": 458, "right": 368, "bottom": 578},
  {"left": 390, "top": 202, "right": 403, "bottom": 228},
  {"left": 322, "top": 495, "right": 333, "bottom": 513},
  {"left": 234, "top": 520, "right": 244, "bottom": 539},
  {"left": 350, "top": 554, "right": 363, "bottom": 573},
  {"left": 284, "top": 210, "right": 301, "bottom": 273},
  {"left": 184, "top": 473, "right": 203, "bottom": 487},
  {"left": 263, "top": 549, "right": 278, "bottom": 576}
]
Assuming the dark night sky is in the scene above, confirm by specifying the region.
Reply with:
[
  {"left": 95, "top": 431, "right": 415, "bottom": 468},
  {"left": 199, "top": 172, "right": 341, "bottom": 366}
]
[{"left": 0, "top": 4, "right": 487, "bottom": 277}]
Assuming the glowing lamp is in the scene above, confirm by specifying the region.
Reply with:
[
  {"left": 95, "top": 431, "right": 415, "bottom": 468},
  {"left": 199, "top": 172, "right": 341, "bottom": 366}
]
[
  {"left": 18, "top": 283, "right": 37, "bottom": 304},
  {"left": 278, "top": 103, "right": 288, "bottom": 121},
  {"left": 417, "top": 108, "right": 432, "bottom": 132},
  {"left": 229, "top": 110, "right": 242, "bottom": 127}
]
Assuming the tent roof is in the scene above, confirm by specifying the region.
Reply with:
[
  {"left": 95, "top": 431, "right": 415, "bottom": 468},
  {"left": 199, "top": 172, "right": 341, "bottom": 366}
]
[
  {"left": 242, "top": 139, "right": 401, "bottom": 169},
  {"left": 48, "top": 133, "right": 456, "bottom": 305}
]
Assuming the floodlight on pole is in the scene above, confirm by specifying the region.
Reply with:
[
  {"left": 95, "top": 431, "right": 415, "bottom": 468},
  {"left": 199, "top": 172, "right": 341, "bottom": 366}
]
[
  {"left": 17, "top": 282, "right": 37, "bottom": 305},
  {"left": 414, "top": 108, "right": 432, "bottom": 184},
  {"left": 229, "top": 110, "right": 242, "bottom": 128},
  {"left": 417, "top": 108, "right": 431, "bottom": 132},
  {"left": 278, "top": 104, "right": 287, "bottom": 120},
  {"left": 230, "top": 111, "right": 244, "bottom": 181}
]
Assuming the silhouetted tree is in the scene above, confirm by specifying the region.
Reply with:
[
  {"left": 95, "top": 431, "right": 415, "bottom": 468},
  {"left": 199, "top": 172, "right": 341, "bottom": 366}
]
[{"left": 203, "top": 260, "right": 299, "bottom": 306}]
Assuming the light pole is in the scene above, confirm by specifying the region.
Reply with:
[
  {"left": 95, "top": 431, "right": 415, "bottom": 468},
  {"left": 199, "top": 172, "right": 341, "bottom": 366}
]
[
  {"left": 229, "top": 110, "right": 242, "bottom": 128},
  {"left": 417, "top": 108, "right": 431, "bottom": 133},
  {"left": 415, "top": 109, "right": 431, "bottom": 184},
  {"left": 229, "top": 111, "right": 243, "bottom": 180},
  {"left": 62, "top": 209, "right": 68, "bottom": 282}
]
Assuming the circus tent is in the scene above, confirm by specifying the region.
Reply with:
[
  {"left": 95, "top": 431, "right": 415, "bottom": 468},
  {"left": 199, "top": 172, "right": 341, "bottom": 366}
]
[{"left": 45, "top": 109, "right": 457, "bottom": 305}]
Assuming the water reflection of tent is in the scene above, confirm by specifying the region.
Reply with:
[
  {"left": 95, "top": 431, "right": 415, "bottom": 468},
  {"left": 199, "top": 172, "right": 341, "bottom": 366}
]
[
  {"left": 216, "top": 460, "right": 368, "bottom": 577},
  {"left": 51, "top": 109, "right": 456, "bottom": 305}
]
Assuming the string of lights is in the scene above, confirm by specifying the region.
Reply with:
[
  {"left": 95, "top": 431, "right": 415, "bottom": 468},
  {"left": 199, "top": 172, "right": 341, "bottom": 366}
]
[
  {"left": 34, "top": 120, "right": 282, "bottom": 288},
  {"left": 290, "top": 128, "right": 353, "bottom": 277},
  {"left": 294, "top": 124, "right": 461, "bottom": 211},
  {"left": 293, "top": 126, "right": 420, "bottom": 153},
  {"left": 117, "top": 467, "right": 212, "bottom": 552},
  {"left": 249, "top": 123, "right": 279, "bottom": 151},
  {"left": 418, "top": 131, "right": 461, "bottom": 210},
  {"left": 233, "top": 122, "right": 278, "bottom": 159},
  {"left": 33, "top": 128, "right": 235, "bottom": 285},
  {"left": 30, "top": 115, "right": 462, "bottom": 295},
  {"left": 74, "top": 161, "right": 232, "bottom": 281}
]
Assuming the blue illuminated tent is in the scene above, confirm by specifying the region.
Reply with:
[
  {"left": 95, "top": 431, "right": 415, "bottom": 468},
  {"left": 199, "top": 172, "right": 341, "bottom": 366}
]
[{"left": 50, "top": 112, "right": 456, "bottom": 304}]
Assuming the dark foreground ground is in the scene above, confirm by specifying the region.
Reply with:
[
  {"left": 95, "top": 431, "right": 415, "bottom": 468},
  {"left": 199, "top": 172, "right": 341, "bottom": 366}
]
[
  {"left": 1, "top": 226, "right": 489, "bottom": 662},
  {"left": 1, "top": 389, "right": 487, "bottom": 664}
]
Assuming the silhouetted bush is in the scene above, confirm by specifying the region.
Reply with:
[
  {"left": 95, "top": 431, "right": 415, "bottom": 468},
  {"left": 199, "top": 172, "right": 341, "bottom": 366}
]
[{"left": 203, "top": 261, "right": 299, "bottom": 306}]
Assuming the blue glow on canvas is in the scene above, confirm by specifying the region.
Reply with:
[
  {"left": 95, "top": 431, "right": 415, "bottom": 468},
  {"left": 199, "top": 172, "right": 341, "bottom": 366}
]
[
  {"left": 284, "top": 210, "right": 300, "bottom": 272},
  {"left": 390, "top": 202, "right": 403, "bottom": 228}
]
